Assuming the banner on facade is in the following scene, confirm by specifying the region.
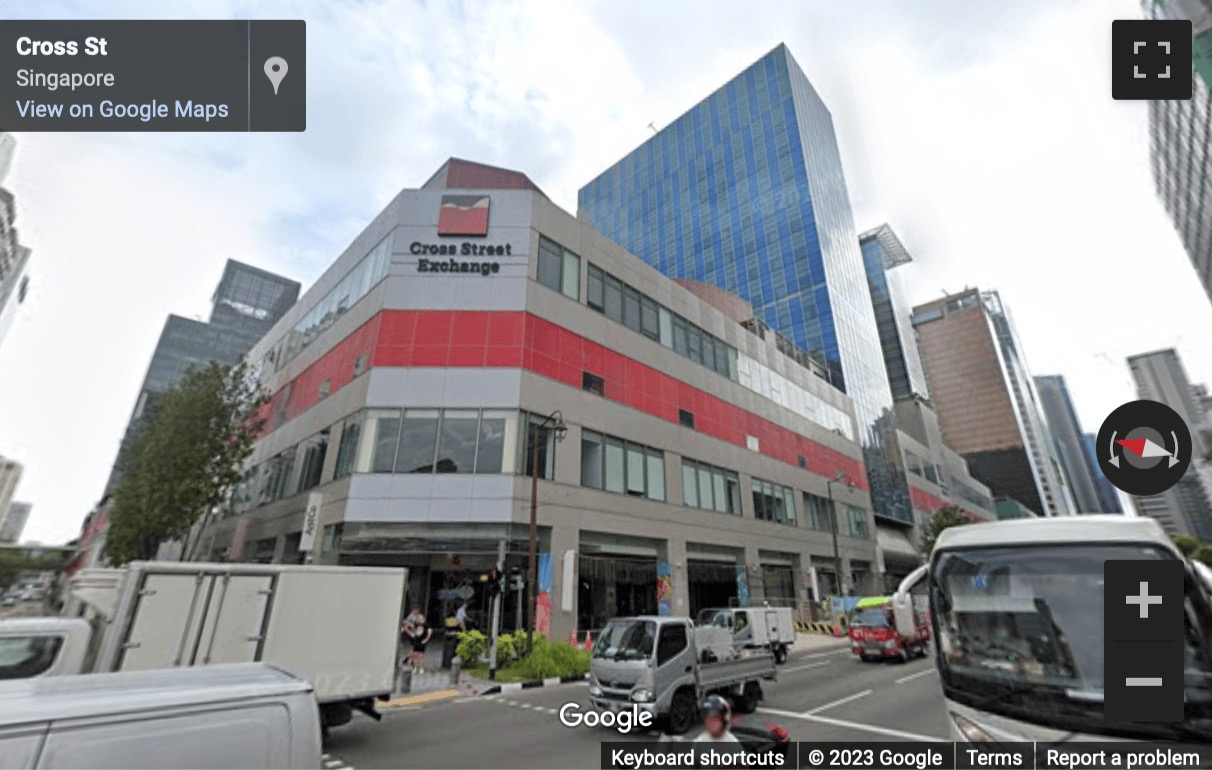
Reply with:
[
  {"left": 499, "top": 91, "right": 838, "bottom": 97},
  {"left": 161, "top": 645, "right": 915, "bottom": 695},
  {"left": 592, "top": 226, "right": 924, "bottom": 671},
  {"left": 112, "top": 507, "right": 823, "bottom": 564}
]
[
  {"left": 736, "top": 564, "right": 749, "bottom": 606},
  {"left": 561, "top": 550, "right": 576, "bottom": 613},
  {"left": 656, "top": 562, "right": 672, "bottom": 616},
  {"left": 537, "top": 552, "right": 553, "bottom": 634},
  {"left": 298, "top": 493, "right": 322, "bottom": 552}
]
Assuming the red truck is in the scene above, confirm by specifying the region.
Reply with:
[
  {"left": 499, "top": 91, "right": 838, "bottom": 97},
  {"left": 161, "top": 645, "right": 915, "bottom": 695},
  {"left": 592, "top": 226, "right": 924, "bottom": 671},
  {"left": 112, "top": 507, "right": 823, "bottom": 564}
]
[{"left": 848, "top": 597, "right": 931, "bottom": 663}]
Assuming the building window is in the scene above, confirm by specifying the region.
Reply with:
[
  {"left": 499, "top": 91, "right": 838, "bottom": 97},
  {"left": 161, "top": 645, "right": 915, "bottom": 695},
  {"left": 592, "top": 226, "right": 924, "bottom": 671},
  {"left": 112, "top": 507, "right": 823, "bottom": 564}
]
[
  {"left": 396, "top": 409, "right": 441, "bottom": 473},
  {"left": 582, "top": 371, "right": 605, "bottom": 396},
  {"left": 318, "top": 380, "right": 332, "bottom": 399},
  {"left": 537, "top": 236, "right": 563, "bottom": 293},
  {"left": 658, "top": 307, "right": 673, "bottom": 347},
  {"left": 321, "top": 523, "right": 344, "bottom": 554},
  {"left": 334, "top": 416, "right": 362, "bottom": 479},
  {"left": 687, "top": 325, "right": 702, "bottom": 363},
  {"left": 678, "top": 409, "right": 695, "bottom": 429},
  {"left": 260, "top": 448, "right": 297, "bottom": 504},
  {"left": 562, "top": 248, "right": 581, "bottom": 300},
  {"left": 752, "top": 478, "right": 797, "bottom": 525},
  {"left": 297, "top": 429, "right": 330, "bottom": 492},
  {"left": 522, "top": 412, "right": 558, "bottom": 480},
  {"left": 672, "top": 315, "right": 688, "bottom": 355},
  {"left": 364, "top": 410, "right": 402, "bottom": 473},
  {"left": 804, "top": 493, "right": 834, "bottom": 532},
  {"left": 354, "top": 353, "right": 369, "bottom": 377},
  {"left": 581, "top": 430, "right": 664, "bottom": 500},
  {"left": 681, "top": 459, "right": 740, "bottom": 514},
  {"left": 640, "top": 297, "right": 659, "bottom": 340},
  {"left": 845, "top": 505, "right": 870, "bottom": 539},
  {"left": 435, "top": 409, "right": 479, "bottom": 473},
  {"left": 476, "top": 410, "right": 516, "bottom": 474},
  {"left": 587, "top": 264, "right": 604, "bottom": 310},
  {"left": 622, "top": 285, "right": 641, "bottom": 332},
  {"left": 798, "top": 455, "right": 807, "bottom": 469},
  {"left": 604, "top": 274, "right": 624, "bottom": 323}
]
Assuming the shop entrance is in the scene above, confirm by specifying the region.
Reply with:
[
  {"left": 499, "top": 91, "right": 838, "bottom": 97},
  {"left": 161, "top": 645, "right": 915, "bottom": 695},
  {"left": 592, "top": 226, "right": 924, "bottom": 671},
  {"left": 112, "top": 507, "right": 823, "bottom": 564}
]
[
  {"left": 687, "top": 560, "right": 738, "bottom": 617},
  {"left": 577, "top": 554, "right": 657, "bottom": 633},
  {"left": 761, "top": 565, "right": 797, "bottom": 607}
]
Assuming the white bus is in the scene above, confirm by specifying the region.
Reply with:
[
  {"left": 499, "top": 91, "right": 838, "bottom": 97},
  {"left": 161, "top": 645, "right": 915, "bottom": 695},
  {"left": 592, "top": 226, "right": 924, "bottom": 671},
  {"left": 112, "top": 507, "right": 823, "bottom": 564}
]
[{"left": 893, "top": 515, "right": 1212, "bottom": 742}]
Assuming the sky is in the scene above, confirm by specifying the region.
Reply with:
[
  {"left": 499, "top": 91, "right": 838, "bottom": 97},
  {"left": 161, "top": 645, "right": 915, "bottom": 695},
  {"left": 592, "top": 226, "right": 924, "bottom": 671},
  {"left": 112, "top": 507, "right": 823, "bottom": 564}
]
[{"left": 1, "top": 0, "right": 1208, "bottom": 544}]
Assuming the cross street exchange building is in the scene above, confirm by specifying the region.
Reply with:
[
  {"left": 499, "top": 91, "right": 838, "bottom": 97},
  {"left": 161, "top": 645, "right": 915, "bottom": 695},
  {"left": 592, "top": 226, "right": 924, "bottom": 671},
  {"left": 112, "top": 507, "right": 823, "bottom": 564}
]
[{"left": 204, "top": 159, "right": 886, "bottom": 641}]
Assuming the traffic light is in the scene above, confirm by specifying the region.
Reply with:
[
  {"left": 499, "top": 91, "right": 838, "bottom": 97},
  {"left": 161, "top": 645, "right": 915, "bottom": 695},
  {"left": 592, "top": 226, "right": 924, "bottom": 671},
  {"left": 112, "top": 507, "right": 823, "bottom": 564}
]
[{"left": 487, "top": 568, "right": 503, "bottom": 596}]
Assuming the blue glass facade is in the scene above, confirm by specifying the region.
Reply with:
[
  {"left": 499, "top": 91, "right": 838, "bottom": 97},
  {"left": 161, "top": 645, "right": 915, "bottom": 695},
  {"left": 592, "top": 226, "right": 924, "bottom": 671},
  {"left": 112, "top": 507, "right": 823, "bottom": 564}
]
[{"left": 579, "top": 44, "right": 912, "bottom": 524}]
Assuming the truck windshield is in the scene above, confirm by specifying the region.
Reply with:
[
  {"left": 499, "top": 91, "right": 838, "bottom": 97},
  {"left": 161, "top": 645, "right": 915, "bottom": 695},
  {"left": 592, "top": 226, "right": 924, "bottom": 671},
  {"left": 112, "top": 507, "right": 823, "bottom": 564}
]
[
  {"left": 852, "top": 609, "right": 890, "bottom": 628},
  {"left": 695, "top": 609, "right": 729, "bottom": 627},
  {"left": 933, "top": 544, "right": 1212, "bottom": 741},
  {"left": 593, "top": 619, "right": 656, "bottom": 661}
]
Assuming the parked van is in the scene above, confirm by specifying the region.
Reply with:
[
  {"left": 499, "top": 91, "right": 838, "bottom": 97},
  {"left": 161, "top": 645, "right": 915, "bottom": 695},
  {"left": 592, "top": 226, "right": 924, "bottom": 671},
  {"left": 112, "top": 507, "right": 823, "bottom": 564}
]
[{"left": 0, "top": 662, "right": 322, "bottom": 769}]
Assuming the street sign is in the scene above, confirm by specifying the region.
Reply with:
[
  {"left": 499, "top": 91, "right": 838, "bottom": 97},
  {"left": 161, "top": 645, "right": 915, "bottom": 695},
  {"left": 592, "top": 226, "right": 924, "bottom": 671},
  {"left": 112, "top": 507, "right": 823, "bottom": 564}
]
[{"left": 299, "top": 492, "right": 322, "bottom": 552}]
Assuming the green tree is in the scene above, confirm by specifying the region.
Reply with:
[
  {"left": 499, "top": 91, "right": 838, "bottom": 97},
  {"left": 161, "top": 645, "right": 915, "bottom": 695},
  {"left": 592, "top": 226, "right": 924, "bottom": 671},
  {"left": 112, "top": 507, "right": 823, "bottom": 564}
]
[
  {"left": 1172, "top": 535, "right": 1201, "bottom": 558},
  {"left": 1193, "top": 544, "right": 1212, "bottom": 567},
  {"left": 105, "top": 362, "right": 266, "bottom": 565},
  {"left": 921, "top": 506, "right": 976, "bottom": 556}
]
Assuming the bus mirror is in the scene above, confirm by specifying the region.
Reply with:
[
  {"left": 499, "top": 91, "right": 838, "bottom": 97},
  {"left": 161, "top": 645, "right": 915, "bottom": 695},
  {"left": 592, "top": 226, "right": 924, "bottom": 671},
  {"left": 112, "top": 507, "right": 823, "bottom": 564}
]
[
  {"left": 895, "top": 564, "right": 928, "bottom": 595},
  {"left": 891, "top": 592, "right": 916, "bottom": 638}
]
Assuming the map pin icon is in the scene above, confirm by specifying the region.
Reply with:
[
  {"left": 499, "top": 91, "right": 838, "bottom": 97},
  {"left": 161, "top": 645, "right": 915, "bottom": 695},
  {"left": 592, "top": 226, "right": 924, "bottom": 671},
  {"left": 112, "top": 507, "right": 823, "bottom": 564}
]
[{"left": 264, "top": 57, "right": 288, "bottom": 95}]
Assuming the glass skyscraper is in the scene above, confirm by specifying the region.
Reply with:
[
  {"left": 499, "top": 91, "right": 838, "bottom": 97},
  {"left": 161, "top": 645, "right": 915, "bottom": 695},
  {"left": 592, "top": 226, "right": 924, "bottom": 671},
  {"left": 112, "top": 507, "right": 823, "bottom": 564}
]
[
  {"left": 105, "top": 260, "right": 301, "bottom": 494},
  {"left": 580, "top": 44, "right": 912, "bottom": 524}
]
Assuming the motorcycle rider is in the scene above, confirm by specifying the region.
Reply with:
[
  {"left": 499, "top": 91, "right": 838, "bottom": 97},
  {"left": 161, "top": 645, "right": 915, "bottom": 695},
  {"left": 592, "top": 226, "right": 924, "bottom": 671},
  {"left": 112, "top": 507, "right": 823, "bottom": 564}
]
[{"left": 694, "top": 694, "right": 740, "bottom": 743}]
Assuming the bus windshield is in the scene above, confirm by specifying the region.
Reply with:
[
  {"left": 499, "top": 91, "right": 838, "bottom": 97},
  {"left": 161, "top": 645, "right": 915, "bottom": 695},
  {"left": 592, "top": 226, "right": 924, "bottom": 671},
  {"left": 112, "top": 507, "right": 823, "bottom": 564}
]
[{"left": 932, "top": 543, "right": 1212, "bottom": 741}]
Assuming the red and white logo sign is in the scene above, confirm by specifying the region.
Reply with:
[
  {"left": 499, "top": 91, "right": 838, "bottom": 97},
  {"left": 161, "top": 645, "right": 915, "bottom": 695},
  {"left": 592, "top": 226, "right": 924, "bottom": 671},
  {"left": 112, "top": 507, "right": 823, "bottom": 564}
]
[{"left": 438, "top": 194, "right": 490, "bottom": 236}]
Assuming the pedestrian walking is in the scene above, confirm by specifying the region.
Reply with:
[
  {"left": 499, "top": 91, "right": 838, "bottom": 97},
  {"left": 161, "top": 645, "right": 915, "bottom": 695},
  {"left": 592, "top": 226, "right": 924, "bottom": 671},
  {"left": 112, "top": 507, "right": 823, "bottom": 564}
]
[
  {"left": 456, "top": 601, "right": 469, "bottom": 631},
  {"left": 407, "top": 613, "right": 433, "bottom": 673}
]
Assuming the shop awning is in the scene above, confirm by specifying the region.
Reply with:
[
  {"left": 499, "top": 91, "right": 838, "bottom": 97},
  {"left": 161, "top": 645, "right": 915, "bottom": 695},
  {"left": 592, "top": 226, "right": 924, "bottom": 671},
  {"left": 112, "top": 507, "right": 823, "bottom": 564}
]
[{"left": 876, "top": 527, "right": 921, "bottom": 565}]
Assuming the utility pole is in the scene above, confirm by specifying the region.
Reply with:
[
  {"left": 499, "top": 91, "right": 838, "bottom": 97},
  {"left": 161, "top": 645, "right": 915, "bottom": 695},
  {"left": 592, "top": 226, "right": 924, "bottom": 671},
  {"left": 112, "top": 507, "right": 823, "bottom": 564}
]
[{"left": 488, "top": 538, "right": 506, "bottom": 681}]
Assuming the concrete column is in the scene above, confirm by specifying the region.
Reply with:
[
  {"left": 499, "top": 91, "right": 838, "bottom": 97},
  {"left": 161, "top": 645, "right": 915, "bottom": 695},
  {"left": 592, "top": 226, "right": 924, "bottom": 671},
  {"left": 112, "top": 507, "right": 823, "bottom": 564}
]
[
  {"left": 548, "top": 522, "right": 579, "bottom": 643},
  {"left": 743, "top": 545, "right": 763, "bottom": 605},
  {"left": 665, "top": 537, "right": 690, "bottom": 617}
]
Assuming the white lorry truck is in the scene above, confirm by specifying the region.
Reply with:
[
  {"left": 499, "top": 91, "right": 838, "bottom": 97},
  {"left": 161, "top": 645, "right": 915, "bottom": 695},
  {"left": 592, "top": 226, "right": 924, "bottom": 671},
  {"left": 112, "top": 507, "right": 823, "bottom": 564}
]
[
  {"left": 588, "top": 615, "right": 776, "bottom": 734},
  {"left": 0, "top": 561, "right": 408, "bottom": 734},
  {"left": 695, "top": 606, "right": 796, "bottom": 664},
  {"left": 893, "top": 515, "right": 1212, "bottom": 743}
]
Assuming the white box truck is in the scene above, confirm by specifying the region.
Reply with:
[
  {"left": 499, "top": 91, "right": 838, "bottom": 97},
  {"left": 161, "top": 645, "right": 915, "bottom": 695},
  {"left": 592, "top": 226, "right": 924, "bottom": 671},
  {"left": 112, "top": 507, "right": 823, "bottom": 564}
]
[
  {"left": 0, "top": 561, "right": 408, "bottom": 733},
  {"left": 695, "top": 606, "right": 795, "bottom": 663}
]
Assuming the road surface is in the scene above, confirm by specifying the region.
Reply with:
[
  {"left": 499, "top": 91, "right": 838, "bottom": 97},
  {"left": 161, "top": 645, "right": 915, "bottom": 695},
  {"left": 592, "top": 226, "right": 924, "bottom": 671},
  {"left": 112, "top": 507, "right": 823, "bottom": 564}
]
[{"left": 324, "top": 639, "right": 949, "bottom": 769}]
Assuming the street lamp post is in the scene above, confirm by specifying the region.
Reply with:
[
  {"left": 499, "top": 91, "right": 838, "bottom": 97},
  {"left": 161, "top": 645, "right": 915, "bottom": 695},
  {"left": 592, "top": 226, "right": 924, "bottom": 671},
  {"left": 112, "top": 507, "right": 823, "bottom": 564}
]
[
  {"left": 825, "top": 472, "right": 854, "bottom": 628},
  {"left": 527, "top": 410, "right": 568, "bottom": 656}
]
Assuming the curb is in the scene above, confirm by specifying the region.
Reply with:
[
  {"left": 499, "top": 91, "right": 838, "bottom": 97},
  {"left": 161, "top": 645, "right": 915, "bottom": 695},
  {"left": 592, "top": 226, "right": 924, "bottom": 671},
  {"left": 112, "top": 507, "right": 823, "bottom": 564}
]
[
  {"left": 477, "top": 673, "right": 591, "bottom": 695},
  {"left": 380, "top": 688, "right": 461, "bottom": 709}
]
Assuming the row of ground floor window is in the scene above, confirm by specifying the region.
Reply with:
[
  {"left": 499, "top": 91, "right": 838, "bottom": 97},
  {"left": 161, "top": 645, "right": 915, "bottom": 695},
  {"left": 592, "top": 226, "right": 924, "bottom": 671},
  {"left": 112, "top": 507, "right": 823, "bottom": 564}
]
[{"left": 215, "top": 526, "right": 910, "bottom": 638}]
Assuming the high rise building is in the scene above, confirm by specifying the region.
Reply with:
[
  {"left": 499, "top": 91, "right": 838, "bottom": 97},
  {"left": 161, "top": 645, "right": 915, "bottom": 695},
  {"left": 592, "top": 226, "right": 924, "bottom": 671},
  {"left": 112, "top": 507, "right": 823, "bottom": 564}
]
[
  {"left": 0, "top": 457, "right": 20, "bottom": 518},
  {"left": 1147, "top": 1, "right": 1212, "bottom": 306},
  {"left": 0, "top": 132, "right": 31, "bottom": 350},
  {"left": 200, "top": 158, "right": 890, "bottom": 638},
  {"left": 857, "top": 224, "right": 997, "bottom": 554},
  {"left": 1081, "top": 433, "right": 1124, "bottom": 514},
  {"left": 579, "top": 44, "right": 915, "bottom": 531},
  {"left": 858, "top": 225, "right": 930, "bottom": 403},
  {"left": 0, "top": 501, "right": 31, "bottom": 544},
  {"left": 911, "top": 289, "right": 1074, "bottom": 517},
  {"left": 105, "top": 260, "right": 301, "bottom": 494},
  {"left": 1034, "top": 375, "right": 1105, "bottom": 513},
  {"left": 1126, "top": 348, "right": 1212, "bottom": 541}
]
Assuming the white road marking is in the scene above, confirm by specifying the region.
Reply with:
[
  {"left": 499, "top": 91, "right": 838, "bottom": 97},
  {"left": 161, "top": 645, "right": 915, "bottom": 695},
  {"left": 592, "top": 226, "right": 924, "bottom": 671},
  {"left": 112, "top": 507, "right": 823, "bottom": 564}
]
[
  {"left": 757, "top": 707, "right": 946, "bottom": 742},
  {"left": 518, "top": 703, "right": 533, "bottom": 709},
  {"left": 796, "top": 650, "right": 848, "bottom": 660},
  {"left": 805, "top": 689, "right": 872, "bottom": 715},
  {"left": 895, "top": 667, "right": 936, "bottom": 684},
  {"left": 779, "top": 661, "right": 830, "bottom": 674},
  {"left": 324, "top": 762, "right": 344, "bottom": 769}
]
